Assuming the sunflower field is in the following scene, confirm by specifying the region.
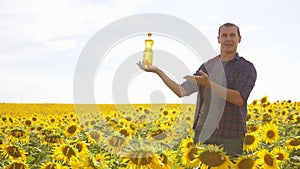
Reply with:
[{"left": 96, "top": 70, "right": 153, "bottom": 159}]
[{"left": 0, "top": 96, "right": 299, "bottom": 169}]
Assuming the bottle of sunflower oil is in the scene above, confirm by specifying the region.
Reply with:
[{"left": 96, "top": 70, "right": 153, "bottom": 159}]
[{"left": 143, "top": 33, "right": 154, "bottom": 68}]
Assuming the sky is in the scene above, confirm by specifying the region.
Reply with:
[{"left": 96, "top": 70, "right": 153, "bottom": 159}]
[{"left": 0, "top": 0, "right": 299, "bottom": 104}]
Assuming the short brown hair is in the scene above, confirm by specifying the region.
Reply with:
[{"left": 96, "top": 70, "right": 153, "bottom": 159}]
[{"left": 218, "top": 23, "right": 240, "bottom": 37}]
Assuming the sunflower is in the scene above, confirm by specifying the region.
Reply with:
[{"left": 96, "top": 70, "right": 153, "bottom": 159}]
[
  {"left": 161, "top": 109, "right": 171, "bottom": 118},
  {"left": 260, "top": 123, "right": 279, "bottom": 144},
  {"left": 1, "top": 144, "right": 27, "bottom": 160},
  {"left": 106, "top": 135, "right": 128, "bottom": 153},
  {"left": 71, "top": 152, "right": 93, "bottom": 168},
  {"left": 30, "top": 113, "right": 39, "bottom": 123},
  {"left": 285, "top": 136, "right": 300, "bottom": 150},
  {"left": 198, "top": 144, "right": 233, "bottom": 169},
  {"left": 38, "top": 127, "right": 54, "bottom": 138},
  {"left": 92, "top": 153, "right": 110, "bottom": 169},
  {"left": 251, "top": 99, "right": 258, "bottom": 106},
  {"left": 271, "top": 147, "right": 289, "bottom": 165},
  {"left": 181, "top": 144, "right": 203, "bottom": 168},
  {"left": 256, "top": 149, "right": 280, "bottom": 169},
  {"left": 6, "top": 127, "right": 29, "bottom": 144},
  {"left": 260, "top": 112, "right": 273, "bottom": 124},
  {"left": 68, "top": 111, "right": 77, "bottom": 119},
  {"left": 40, "top": 161, "right": 65, "bottom": 169},
  {"left": 234, "top": 155, "right": 258, "bottom": 169},
  {"left": 279, "top": 108, "right": 289, "bottom": 118},
  {"left": 180, "top": 137, "right": 194, "bottom": 151},
  {"left": 64, "top": 123, "right": 81, "bottom": 138},
  {"left": 260, "top": 96, "right": 269, "bottom": 105},
  {"left": 23, "top": 119, "right": 32, "bottom": 128},
  {"left": 118, "top": 117, "right": 131, "bottom": 127},
  {"left": 53, "top": 143, "right": 79, "bottom": 164},
  {"left": 118, "top": 127, "right": 133, "bottom": 138},
  {"left": 151, "top": 150, "right": 176, "bottom": 169},
  {"left": 183, "top": 113, "right": 193, "bottom": 124},
  {"left": 43, "top": 133, "right": 64, "bottom": 145},
  {"left": 85, "top": 130, "right": 103, "bottom": 144},
  {"left": 243, "top": 132, "right": 260, "bottom": 152},
  {"left": 149, "top": 129, "right": 170, "bottom": 142},
  {"left": 47, "top": 114, "right": 59, "bottom": 126},
  {"left": 122, "top": 149, "right": 159, "bottom": 169},
  {"left": 75, "top": 141, "right": 88, "bottom": 153},
  {"left": 246, "top": 123, "right": 260, "bottom": 133},
  {"left": 4, "top": 161, "right": 28, "bottom": 169}
]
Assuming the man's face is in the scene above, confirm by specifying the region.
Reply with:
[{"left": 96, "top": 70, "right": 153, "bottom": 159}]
[{"left": 218, "top": 26, "right": 241, "bottom": 54}]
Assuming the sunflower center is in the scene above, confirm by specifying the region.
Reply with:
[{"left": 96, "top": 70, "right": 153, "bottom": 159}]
[
  {"left": 163, "top": 111, "right": 169, "bottom": 116},
  {"left": 246, "top": 114, "right": 251, "bottom": 121},
  {"left": 67, "top": 125, "right": 77, "bottom": 134},
  {"left": 151, "top": 129, "right": 167, "bottom": 140},
  {"left": 7, "top": 162, "right": 26, "bottom": 169},
  {"left": 45, "top": 135, "right": 62, "bottom": 144},
  {"left": 186, "top": 142, "right": 193, "bottom": 148},
  {"left": 261, "top": 97, "right": 267, "bottom": 103},
  {"left": 25, "top": 120, "right": 32, "bottom": 126},
  {"left": 244, "top": 135, "right": 255, "bottom": 145},
  {"left": 11, "top": 129, "right": 26, "bottom": 138},
  {"left": 188, "top": 147, "right": 199, "bottom": 161},
  {"left": 253, "top": 100, "right": 258, "bottom": 105},
  {"left": 276, "top": 153, "right": 284, "bottom": 160},
  {"left": 45, "top": 164, "right": 57, "bottom": 169},
  {"left": 109, "top": 136, "right": 125, "bottom": 147},
  {"left": 159, "top": 153, "right": 168, "bottom": 164},
  {"left": 248, "top": 125, "right": 258, "bottom": 132},
  {"left": 129, "top": 151, "right": 154, "bottom": 165},
  {"left": 238, "top": 158, "right": 254, "bottom": 169},
  {"left": 62, "top": 146, "right": 76, "bottom": 158},
  {"left": 186, "top": 116, "right": 191, "bottom": 121},
  {"left": 76, "top": 143, "right": 83, "bottom": 152},
  {"left": 91, "top": 132, "right": 101, "bottom": 142},
  {"left": 290, "top": 138, "right": 300, "bottom": 146},
  {"left": 199, "top": 152, "right": 225, "bottom": 167},
  {"left": 41, "top": 130, "right": 53, "bottom": 136},
  {"left": 267, "top": 130, "right": 275, "bottom": 138},
  {"left": 264, "top": 154, "right": 274, "bottom": 166},
  {"left": 32, "top": 117, "right": 37, "bottom": 121},
  {"left": 7, "top": 146, "right": 22, "bottom": 157},
  {"left": 262, "top": 114, "right": 272, "bottom": 122},
  {"left": 119, "top": 129, "right": 130, "bottom": 137}
]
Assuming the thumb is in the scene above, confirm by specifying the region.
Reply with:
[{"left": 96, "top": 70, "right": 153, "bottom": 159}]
[{"left": 198, "top": 70, "right": 207, "bottom": 76}]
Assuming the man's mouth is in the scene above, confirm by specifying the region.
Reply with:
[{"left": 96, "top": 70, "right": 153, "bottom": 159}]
[{"left": 224, "top": 44, "right": 233, "bottom": 47}]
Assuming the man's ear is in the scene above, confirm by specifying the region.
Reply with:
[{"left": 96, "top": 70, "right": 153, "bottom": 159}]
[
  {"left": 238, "top": 36, "right": 242, "bottom": 43},
  {"left": 217, "top": 36, "right": 220, "bottom": 43}
]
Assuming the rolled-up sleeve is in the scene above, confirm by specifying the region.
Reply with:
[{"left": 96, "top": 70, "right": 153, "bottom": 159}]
[
  {"left": 180, "top": 64, "right": 206, "bottom": 96},
  {"left": 235, "top": 62, "right": 257, "bottom": 102},
  {"left": 180, "top": 80, "right": 199, "bottom": 96}
]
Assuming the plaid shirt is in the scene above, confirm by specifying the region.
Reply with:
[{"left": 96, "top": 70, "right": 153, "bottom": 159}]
[{"left": 181, "top": 53, "right": 257, "bottom": 138}]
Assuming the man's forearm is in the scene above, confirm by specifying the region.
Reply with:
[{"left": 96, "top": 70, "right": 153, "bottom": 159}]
[
  {"left": 155, "top": 69, "right": 186, "bottom": 98},
  {"left": 210, "top": 81, "right": 244, "bottom": 106}
]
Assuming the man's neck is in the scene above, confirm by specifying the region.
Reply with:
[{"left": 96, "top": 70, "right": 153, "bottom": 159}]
[{"left": 220, "top": 52, "right": 236, "bottom": 62}]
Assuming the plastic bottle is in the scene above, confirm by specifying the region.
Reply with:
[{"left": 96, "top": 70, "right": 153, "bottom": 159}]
[{"left": 143, "top": 33, "right": 154, "bottom": 67}]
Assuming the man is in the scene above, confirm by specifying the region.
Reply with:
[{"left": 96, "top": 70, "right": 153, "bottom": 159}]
[{"left": 137, "top": 23, "right": 257, "bottom": 158}]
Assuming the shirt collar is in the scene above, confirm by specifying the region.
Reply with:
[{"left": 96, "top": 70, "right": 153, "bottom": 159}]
[
  {"left": 234, "top": 53, "right": 241, "bottom": 60},
  {"left": 216, "top": 53, "right": 241, "bottom": 61}
]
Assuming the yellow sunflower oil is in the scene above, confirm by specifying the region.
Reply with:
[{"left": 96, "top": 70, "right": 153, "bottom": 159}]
[{"left": 143, "top": 33, "right": 154, "bottom": 67}]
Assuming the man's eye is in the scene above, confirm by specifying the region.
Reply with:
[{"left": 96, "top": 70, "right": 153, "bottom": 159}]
[{"left": 230, "top": 34, "right": 237, "bottom": 37}]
